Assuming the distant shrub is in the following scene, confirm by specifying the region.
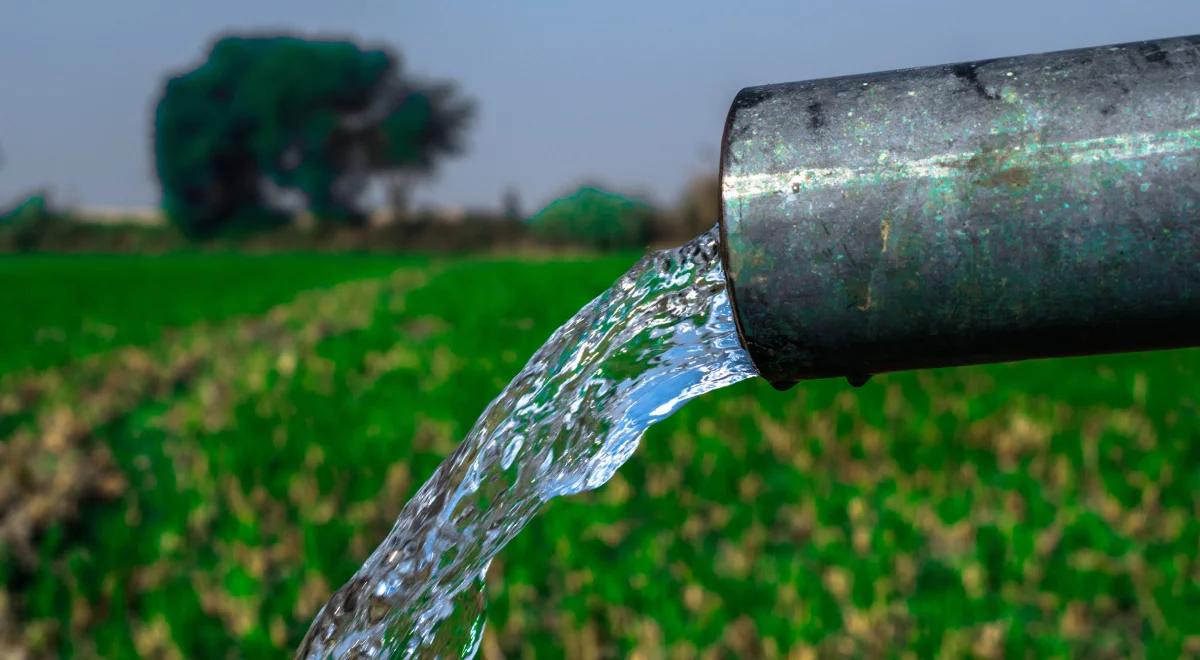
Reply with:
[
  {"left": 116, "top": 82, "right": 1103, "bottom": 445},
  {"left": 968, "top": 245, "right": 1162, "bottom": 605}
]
[
  {"left": 0, "top": 193, "right": 47, "bottom": 224},
  {"left": 0, "top": 193, "right": 52, "bottom": 252},
  {"left": 527, "top": 186, "right": 654, "bottom": 250},
  {"left": 674, "top": 174, "right": 721, "bottom": 239}
]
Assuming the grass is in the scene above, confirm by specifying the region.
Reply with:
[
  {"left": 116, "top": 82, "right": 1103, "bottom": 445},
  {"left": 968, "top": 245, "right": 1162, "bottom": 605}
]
[
  {"left": 1, "top": 252, "right": 1198, "bottom": 658},
  {"left": 0, "top": 253, "right": 413, "bottom": 376}
]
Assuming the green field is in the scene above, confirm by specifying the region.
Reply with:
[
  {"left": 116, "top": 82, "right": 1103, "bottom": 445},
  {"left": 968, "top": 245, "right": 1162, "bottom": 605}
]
[
  {"left": 0, "top": 253, "right": 412, "bottom": 376},
  {"left": 1, "top": 253, "right": 1198, "bottom": 658}
]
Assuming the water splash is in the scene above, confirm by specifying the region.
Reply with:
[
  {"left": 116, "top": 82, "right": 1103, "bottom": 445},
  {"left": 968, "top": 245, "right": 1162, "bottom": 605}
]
[{"left": 298, "top": 226, "right": 757, "bottom": 658}]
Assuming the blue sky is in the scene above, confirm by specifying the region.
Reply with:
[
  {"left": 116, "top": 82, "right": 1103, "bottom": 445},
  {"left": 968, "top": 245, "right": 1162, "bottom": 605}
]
[{"left": 3, "top": 1, "right": 1199, "bottom": 212}]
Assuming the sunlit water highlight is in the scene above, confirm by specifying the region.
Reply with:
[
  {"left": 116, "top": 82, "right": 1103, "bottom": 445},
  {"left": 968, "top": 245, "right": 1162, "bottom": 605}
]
[{"left": 298, "top": 226, "right": 757, "bottom": 658}]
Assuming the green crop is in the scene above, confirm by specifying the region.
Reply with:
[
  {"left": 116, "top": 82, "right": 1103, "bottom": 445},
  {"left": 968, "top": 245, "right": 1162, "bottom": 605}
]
[{"left": 1, "top": 253, "right": 1197, "bottom": 658}]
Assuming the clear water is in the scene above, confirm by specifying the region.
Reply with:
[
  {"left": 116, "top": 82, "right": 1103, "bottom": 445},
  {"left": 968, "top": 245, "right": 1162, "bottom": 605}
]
[{"left": 297, "top": 226, "right": 757, "bottom": 658}]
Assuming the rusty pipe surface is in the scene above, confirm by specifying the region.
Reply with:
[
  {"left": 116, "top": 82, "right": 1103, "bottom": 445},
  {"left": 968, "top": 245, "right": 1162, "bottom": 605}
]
[{"left": 719, "top": 34, "right": 1200, "bottom": 389}]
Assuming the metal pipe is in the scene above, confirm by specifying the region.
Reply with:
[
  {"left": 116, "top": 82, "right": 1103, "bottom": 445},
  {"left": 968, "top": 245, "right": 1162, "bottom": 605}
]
[{"left": 719, "top": 34, "right": 1200, "bottom": 390}]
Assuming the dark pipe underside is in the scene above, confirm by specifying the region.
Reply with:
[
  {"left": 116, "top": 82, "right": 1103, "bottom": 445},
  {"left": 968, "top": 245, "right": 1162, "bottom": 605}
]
[{"left": 719, "top": 34, "right": 1200, "bottom": 389}]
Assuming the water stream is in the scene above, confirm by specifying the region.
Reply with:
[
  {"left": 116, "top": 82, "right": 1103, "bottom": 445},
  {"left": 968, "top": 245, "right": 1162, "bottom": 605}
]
[{"left": 298, "top": 226, "right": 758, "bottom": 658}]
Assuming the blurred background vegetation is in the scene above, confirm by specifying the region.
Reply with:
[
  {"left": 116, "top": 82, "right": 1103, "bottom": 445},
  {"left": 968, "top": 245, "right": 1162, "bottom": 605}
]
[
  {"left": 1, "top": 25, "right": 1198, "bottom": 660},
  {"left": 1, "top": 32, "right": 711, "bottom": 255}
]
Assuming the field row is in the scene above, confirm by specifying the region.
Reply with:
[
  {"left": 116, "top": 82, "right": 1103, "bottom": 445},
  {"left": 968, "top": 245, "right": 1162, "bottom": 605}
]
[{"left": 1, "top": 253, "right": 1198, "bottom": 657}]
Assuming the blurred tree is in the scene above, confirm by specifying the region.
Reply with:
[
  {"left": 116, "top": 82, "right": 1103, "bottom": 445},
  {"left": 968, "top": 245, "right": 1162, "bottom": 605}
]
[
  {"left": 675, "top": 174, "right": 720, "bottom": 239},
  {"left": 0, "top": 193, "right": 47, "bottom": 222},
  {"left": 0, "top": 190, "right": 52, "bottom": 252},
  {"left": 502, "top": 186, "right": 523, "bottom": 221},
  {"left": 154, "top": 34, "right": 473, "bottom": 237},
  {"left": 527, "top": 186, "right": 654, "bottom": 250}
]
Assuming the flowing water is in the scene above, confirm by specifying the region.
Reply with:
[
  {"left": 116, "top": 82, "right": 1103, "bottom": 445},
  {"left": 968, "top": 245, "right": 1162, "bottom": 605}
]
[{"left": 298, "top": 226, "right": 758, "bottom": 658}]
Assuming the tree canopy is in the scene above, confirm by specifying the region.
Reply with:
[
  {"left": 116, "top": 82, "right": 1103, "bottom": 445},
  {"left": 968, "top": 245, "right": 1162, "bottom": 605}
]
[
  {"left": 527, "top": 186, "right": 655, "bottom": 249},
  {"left": 154, "top": 35, "right": 472, "bottom": 237}
]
